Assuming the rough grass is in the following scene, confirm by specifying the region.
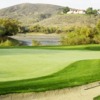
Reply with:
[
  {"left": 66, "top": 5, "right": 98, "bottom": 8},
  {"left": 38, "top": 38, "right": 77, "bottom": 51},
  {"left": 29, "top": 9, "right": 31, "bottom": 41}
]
[
  {"left": 0, "top": 44, "right": 100, "bottom": 50},
  {"left": 94, "top": 96, "right": 100, "bottom": 100},
  {"left": 36, "top": 14, "right": 100, "bottom": 27}
]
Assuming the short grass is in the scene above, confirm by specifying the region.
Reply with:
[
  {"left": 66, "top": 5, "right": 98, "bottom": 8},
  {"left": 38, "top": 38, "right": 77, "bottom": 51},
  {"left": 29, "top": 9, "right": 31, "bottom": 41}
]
[
  {"left": 0, "top": 59, "right": 100, "bottom": 95},
  {"left": 0, "top": 45, "right": 100, "bottom": 95},
  {"left": 94, "top": 96, "right": 100, "bottom": 100},
  {"left": 0, "top": 48, "right": 100, "bottom": 82},
  {"left": 0, "top": 44, "right": 100, "bottom": 50}
]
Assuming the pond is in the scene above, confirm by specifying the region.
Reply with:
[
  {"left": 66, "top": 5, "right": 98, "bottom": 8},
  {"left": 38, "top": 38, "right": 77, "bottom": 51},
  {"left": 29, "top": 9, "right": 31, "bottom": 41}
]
[{"left": 11, "top": 34, "right": 61, "bottom": 46}]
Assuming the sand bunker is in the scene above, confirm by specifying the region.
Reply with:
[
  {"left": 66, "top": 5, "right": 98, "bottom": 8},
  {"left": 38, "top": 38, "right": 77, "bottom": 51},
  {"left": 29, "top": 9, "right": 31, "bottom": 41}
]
[{"left": 0, "top": 82, "right": 100, "bottom": 100}]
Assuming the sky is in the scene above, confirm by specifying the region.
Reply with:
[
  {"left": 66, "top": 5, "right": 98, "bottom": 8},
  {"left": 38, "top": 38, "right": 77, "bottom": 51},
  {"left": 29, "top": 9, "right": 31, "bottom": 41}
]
[{"left": 0, "top": 0, "right": 100, "bottom": 10}]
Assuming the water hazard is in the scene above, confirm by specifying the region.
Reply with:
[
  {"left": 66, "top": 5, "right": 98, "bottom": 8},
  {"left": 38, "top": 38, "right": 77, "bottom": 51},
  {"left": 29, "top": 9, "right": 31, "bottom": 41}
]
[{"left": 11, "top": 34, "right": 61, "bottom": 46}]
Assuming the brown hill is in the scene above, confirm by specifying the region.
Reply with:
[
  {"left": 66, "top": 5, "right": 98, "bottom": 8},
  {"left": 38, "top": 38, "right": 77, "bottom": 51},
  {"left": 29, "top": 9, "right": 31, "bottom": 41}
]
[{"left": 0, "top": 3, "right": 62, "bottom": 25}]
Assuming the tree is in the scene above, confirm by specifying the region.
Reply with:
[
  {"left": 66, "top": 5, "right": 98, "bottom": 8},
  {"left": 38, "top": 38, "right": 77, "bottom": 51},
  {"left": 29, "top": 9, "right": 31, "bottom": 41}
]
[
  {"left": 86, "top": 7, "right": 93, "bottom": 14},
  {"left": 29, "top": 25, "right": 42, "bottom": 32},
  {"left": 20, "top": 26, "right": 29, "bottom": 33},
  {"left": 63, "top": 7, "right": 70, "bottom": 13},
  {"left": 93, "top": 10, "right": 98, "bottom": 15},
  {"left": 86, "top": 7, "right": 98, "bottom": 15},
  {"left": 96, "top": 20, "right": 100, "bottom": 34},
  {"left": 0, "top": 18, "right": 20, "bottom": 36},
  {"left": 0, "top": 26, "right": 5, "bottom": 36}
]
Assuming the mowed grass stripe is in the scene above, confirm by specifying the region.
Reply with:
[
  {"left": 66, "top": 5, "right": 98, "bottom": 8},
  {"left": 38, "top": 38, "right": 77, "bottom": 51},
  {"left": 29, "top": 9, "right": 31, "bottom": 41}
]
[
  {"left": 0, "top": 44, "right": 100, "bottom": 50},
  {"left": 0, "top": 59, "right": 100, "bottom": 95}
]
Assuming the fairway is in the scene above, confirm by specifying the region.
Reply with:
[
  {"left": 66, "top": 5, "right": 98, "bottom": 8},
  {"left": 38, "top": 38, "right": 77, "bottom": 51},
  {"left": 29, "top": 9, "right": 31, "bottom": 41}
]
[{"left": 0, "top": 48, "right": 100, "bottom": 82}]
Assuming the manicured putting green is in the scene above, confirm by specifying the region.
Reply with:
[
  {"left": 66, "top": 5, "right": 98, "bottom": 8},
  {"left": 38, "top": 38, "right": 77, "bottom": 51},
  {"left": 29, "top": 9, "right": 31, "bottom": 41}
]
[
  {"left": 0, "top": 49, "right": 100, "bottom": 82},
  {"left": 0, "top": 59, "right": 100, "bottom": 95}
]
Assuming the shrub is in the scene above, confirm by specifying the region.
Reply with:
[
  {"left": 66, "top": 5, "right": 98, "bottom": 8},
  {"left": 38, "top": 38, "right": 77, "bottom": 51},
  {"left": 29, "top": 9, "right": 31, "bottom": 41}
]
[
  {"left": 0, "top": 38, "right": 20, "bottom": 46},
  {"left": 63, "top": 7, "right": 70, "bottom": 14},
  {"left": 93, "top": 35, "right": 100, "bottom": 44},
  {"left": 0, "top": 39, "right": 14, "bottom": 46},
  {"left": 29, "top": 25, "right": 43, "bottom": 32},
  {"left": 96, "top": 20, "right": 100, "bottom": 34},
  {"left": 0, "top": 18, "right": 20, "bottom": 36},
  {"left": 32, "top": 40, "right": 41, "bottom": 46},
  {"left": 61, "top": 26, "right": 100, "bottom": 45},
  {"left": 86, "top": 7, "right": 98, "bottom": 15}
]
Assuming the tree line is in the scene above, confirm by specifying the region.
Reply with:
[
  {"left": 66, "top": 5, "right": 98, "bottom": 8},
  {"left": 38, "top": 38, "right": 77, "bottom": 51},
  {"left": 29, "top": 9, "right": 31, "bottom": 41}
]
[
  {"left": 62, "top": 20, "right": 100, "bottom": 45},
  {"left": 62, "top": 7, "right": 99, "bottom": 15},
  {"left": 0, "top": 18, "right": 66, "bottom": 36},
  {"left": 0, "top": 18, "right": 100, "bottom": 46}
]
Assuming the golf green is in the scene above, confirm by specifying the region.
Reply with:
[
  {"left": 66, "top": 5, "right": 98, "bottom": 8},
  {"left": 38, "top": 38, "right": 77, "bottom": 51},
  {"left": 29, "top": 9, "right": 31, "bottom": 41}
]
[{"left": 0, "top": 49, "right": 100, "bottom": 82}]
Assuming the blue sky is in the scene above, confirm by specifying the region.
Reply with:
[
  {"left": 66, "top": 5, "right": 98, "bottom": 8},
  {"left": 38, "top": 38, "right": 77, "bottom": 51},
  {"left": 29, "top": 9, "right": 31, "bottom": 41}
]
[{"left": 0, "top": 0, "right": 100, "bottom": 9}]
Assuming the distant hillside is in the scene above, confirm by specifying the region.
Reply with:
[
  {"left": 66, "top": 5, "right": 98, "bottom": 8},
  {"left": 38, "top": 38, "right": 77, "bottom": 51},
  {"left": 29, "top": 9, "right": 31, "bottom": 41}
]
[
  {"left": 35, "top": 14, "right": 100, "bottom": 27},
  {"left": 0, "top": 3, "right": 62, "bottom": 25},
  {"left": 0, "top": 3, "right": 100, "bottom": 27}
]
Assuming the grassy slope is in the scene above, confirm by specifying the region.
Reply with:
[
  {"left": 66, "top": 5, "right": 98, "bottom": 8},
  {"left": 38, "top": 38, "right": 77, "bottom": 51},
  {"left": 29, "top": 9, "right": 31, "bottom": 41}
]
[
  {"left": 94, "top": 96, "right": 100, "bottom": 100},
  {"left": 0, "top": 59, "right": 100, "bottom": 95},
  {"left": 0, "top": 3, "right": 62, "bottom": 26},
  {"left": 0, "top": 44, "right": 100, "bottom": 50},
  {"left": 35, "top": 14, "right": 100, "bottom": 27},
  {"left": 0, "top": 45, "right": 100, "bottom": 94},
  {"left": 1, "top": 47, "right": 100, "bottom": 81}
]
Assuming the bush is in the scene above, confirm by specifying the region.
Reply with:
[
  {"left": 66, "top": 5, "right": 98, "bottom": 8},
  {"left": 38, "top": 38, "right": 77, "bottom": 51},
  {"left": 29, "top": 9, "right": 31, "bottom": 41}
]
[
  {"left": 93, "top": 35, "right": 100, "bottom": 44},
  {"left": 0, "top": 27, "right": 6, "bottom": 36},
  {"left": 0, "top": 38, "right": 20, "bottom": 46},
  {"left": 29, "top": 25, "right": 58, "bottom": 34},
  {"left": 0, "top": 39, "right": 14, "bottom": 46},
  {"left": 29, "top": 25, "right": 43, "bottom": 32},
  {"left": 0, "top": 18, "right": 20, "bottom": 36},
  {"left": 96, "top": 20, "right": 100, "bottom": 34},
  {"left": 86, "top": 7, "right": 98, "bottom": 15},
  {"left": 32, "top": 40, "right": 41, "bottom": 46},
  {"left": 63, "top": 7, "right": 70, "bottom": 14},
  {"left": 61, "top": 26, "right": 100, "bottom": 45}
]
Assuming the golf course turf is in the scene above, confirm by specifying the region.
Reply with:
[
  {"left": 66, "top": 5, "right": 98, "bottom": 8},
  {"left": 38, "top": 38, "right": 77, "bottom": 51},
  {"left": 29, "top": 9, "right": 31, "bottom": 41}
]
[
  {"left": 0, "top": 45, "right": 100, "bottom": 95},
  {"left": 94, "top": 96, "right": 100, "bottom": 100}
]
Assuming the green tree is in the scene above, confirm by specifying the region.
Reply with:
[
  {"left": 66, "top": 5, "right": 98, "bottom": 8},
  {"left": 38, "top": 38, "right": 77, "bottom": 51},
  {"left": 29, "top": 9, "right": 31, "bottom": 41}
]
[
  {"left": 93, "top": 10, "right": 98, "bottom": 15},
  {"left": 29, "top": 25, "right": 42, "bottom": 32},
  {"left": 63, "top": 7, "right": 70, "bottom": 13},
  {"left": 0, "top": 26, "right": 5, "bottom": 36},
  {"left": 96, "top": 20, "right": 100, "bottom": 34},
  {"left": 0, "top": 18, "right": 20, "bottom": 36},
  {"left": 86, "top": 7, "right": 98, "bottom": 15},
  {"left": 86, "top": 7, "right": 93, "bottom": 14}
]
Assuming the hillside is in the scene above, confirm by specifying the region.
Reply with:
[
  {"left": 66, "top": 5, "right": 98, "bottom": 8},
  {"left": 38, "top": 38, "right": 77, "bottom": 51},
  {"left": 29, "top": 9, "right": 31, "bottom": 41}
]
[
  {"left": 0, "top": 3, "right": 100, "bottom": 27},
  {"left": 0, "top": 3, "right": 62, "bottom": 26},
  {"left": 35, "top": 14, "right": 100, "bottom": 27}
]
